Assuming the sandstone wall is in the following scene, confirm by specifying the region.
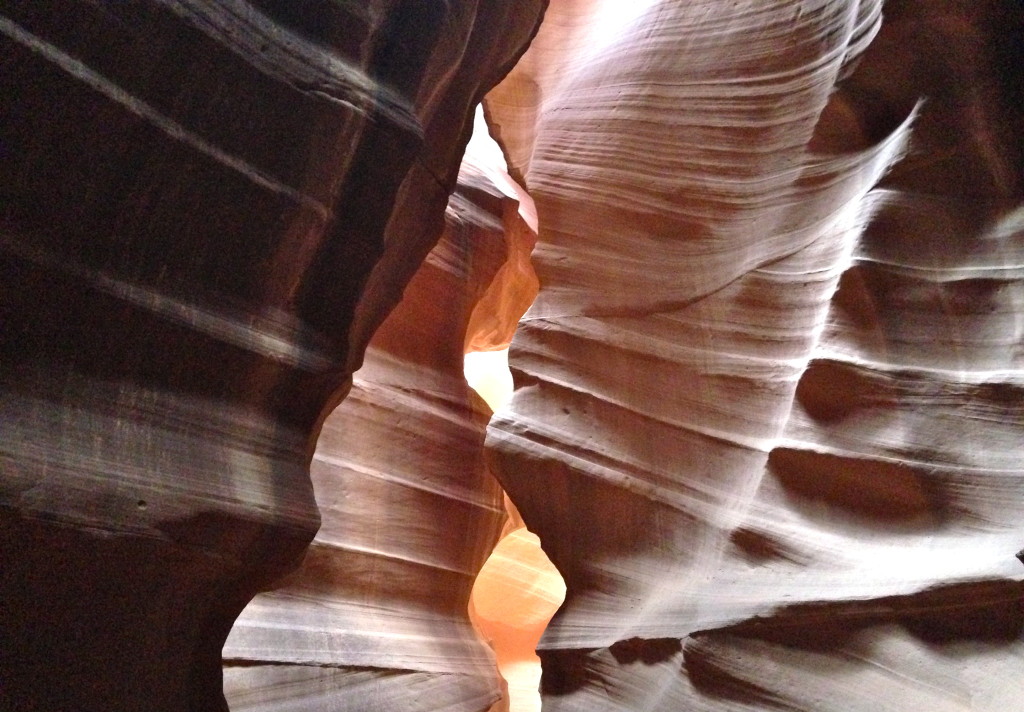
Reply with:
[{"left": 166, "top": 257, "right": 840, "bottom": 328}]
[
  {"left": 0, "top": 3, "right": 544, "bottom": 710},
  {"left": 485, "top": 1, "right": 1024, "bottom": 709},
  {"left": 223, "top": 115, "right": 539, "bottom": 712}
]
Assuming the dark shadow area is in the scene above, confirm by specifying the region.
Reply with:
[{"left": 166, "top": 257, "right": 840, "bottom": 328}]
[
  {"left": 701, "top": 578, "right": 1024, "bottom": 651},
  {"left": 768, "top": 447, "right": 949, "bottom": 531},
  {"left": 683, "top": 638, "right": 797, "bottom": 711},
  {"left": 538, "top": 647, "right": 599, "bottom": 696},
  {"left": 609, "top": 637, "right": 682, "bottom": 665}
]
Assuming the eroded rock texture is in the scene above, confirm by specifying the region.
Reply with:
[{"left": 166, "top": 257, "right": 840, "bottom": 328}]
[
  {"left": 0, "top": 3, "right": 543, "bottom": 710},
  {"left": 485, "top": 1, "right": 1024, "bottom": 710},
  {"left": 222, "top": 116, "right": 539, "bottom": 712}
]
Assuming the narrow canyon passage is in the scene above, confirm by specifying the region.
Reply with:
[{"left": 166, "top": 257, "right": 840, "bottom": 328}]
[
  {"left": 0, "top": 2, "right": 546, "bottom": 709},
  {"left": 466, "top": 348, "right": 568, "bottom": 712},
  {"left": 2, "top": 2, "right": 1022, "bottom": 712},
  {"left": 224, "top": 113, "right": 556, "bottom": 712}
]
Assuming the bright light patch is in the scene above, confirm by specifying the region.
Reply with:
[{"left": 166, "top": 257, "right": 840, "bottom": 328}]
[
  {"left": 471, "top": 529, "right": 566, "bottom": 712},
  {"left": 465, "top": 347, "right": 565, "bottom": 712},
  {"left": 464, "top": 348, "right": 514, "bottom": 412},
  {"left": 584, "top": 0, "right": 661, "bottom": 57}
]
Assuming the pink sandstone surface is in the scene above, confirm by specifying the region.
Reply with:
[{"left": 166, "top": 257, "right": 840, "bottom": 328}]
[
  {"left": 485, "top": 0, "right": 1024, "bottom": 710},
  {"left": 1, "top": 1, "right": 1022, "bottom": 711},
  {"left": 223, "top": 115, "right": 539, "bottom": 712}
]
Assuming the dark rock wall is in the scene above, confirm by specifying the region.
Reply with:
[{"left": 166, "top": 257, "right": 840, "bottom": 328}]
[{"left": 0, "top": 2, "right": 544, "bottom": 710}]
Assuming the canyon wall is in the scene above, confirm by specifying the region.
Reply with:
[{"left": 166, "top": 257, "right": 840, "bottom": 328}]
[
  {"left": 3, "top": 1, "right": 1022, "bottom": 711},
  {"left": 0, "top": 3, "right": 543, "bottom": 710},
  {"left": 485, "top": 0, "right": 1024, "bottom": 710},
  {"left": 223, "top": 115, "right": 539, "bottom": 712}
]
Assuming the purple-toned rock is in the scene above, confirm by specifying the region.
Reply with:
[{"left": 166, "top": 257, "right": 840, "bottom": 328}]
[{"left": 0, "top": 2, "right": 544, "bottom": 710}]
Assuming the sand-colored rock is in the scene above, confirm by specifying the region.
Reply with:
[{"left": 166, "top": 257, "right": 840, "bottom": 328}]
[{"left": 485, "top": 1, "right": 1024, "bottom": 709}]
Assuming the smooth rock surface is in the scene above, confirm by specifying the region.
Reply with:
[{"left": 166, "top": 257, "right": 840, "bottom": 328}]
[
  {"left": 0, "top": 2, "right": 544, "bottom": 710},
  {"left": 223, "top": 115, "right": 540, "bottom": 712},
  {"left": 485, "top": 1, "right": 1024, "bottom": 709}
]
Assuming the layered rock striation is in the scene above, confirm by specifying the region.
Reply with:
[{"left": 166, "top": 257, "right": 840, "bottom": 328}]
[
  {"left": 4, "top": 1, "right": 1021, "bottom": 710},
  {"left": 485, "top": 1, "right": 1024, "bottom": 709},
  {"left": 0, "top": 3, "right": 543, "bottom": 710},
  {"left": 223, "top": 115, "right": 539, "bottom": 712}
]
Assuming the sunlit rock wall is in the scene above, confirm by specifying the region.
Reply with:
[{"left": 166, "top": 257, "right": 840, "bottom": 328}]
[
  {"left": 223, "top": 117, "right": 539, "bottom": 712},
  {"left": 485, "top": 1, "right": 1024, "bottom": 710},
  {"left": 0, "top": 2, "right": 544, "bottom": 710}
]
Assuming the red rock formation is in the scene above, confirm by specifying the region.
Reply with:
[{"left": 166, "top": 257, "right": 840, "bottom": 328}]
[
  {"left": 5, "top": 1, "right": 1022, "bottom": 710},
  {"left": 222, "top": 115, "right": 539, "bottom": 712},
  {"left": 0, "top": 3, "right": 543, "bottom": 710},
  {"left": 485, "top": 0, "right": 1024, "bottom": 709}
]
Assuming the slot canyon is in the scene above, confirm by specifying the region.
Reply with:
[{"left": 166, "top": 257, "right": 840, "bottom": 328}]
[{"left": 1, "top": 1, "right": 1022, "bottom": 711}]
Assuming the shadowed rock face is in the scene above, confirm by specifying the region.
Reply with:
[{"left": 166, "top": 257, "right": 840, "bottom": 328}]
[
  {"left": 0, "top": 2, "right": 544, "bottom": 710},
  {"left": 485, "top": 0, "right": 1024, "bottom": 710}
]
